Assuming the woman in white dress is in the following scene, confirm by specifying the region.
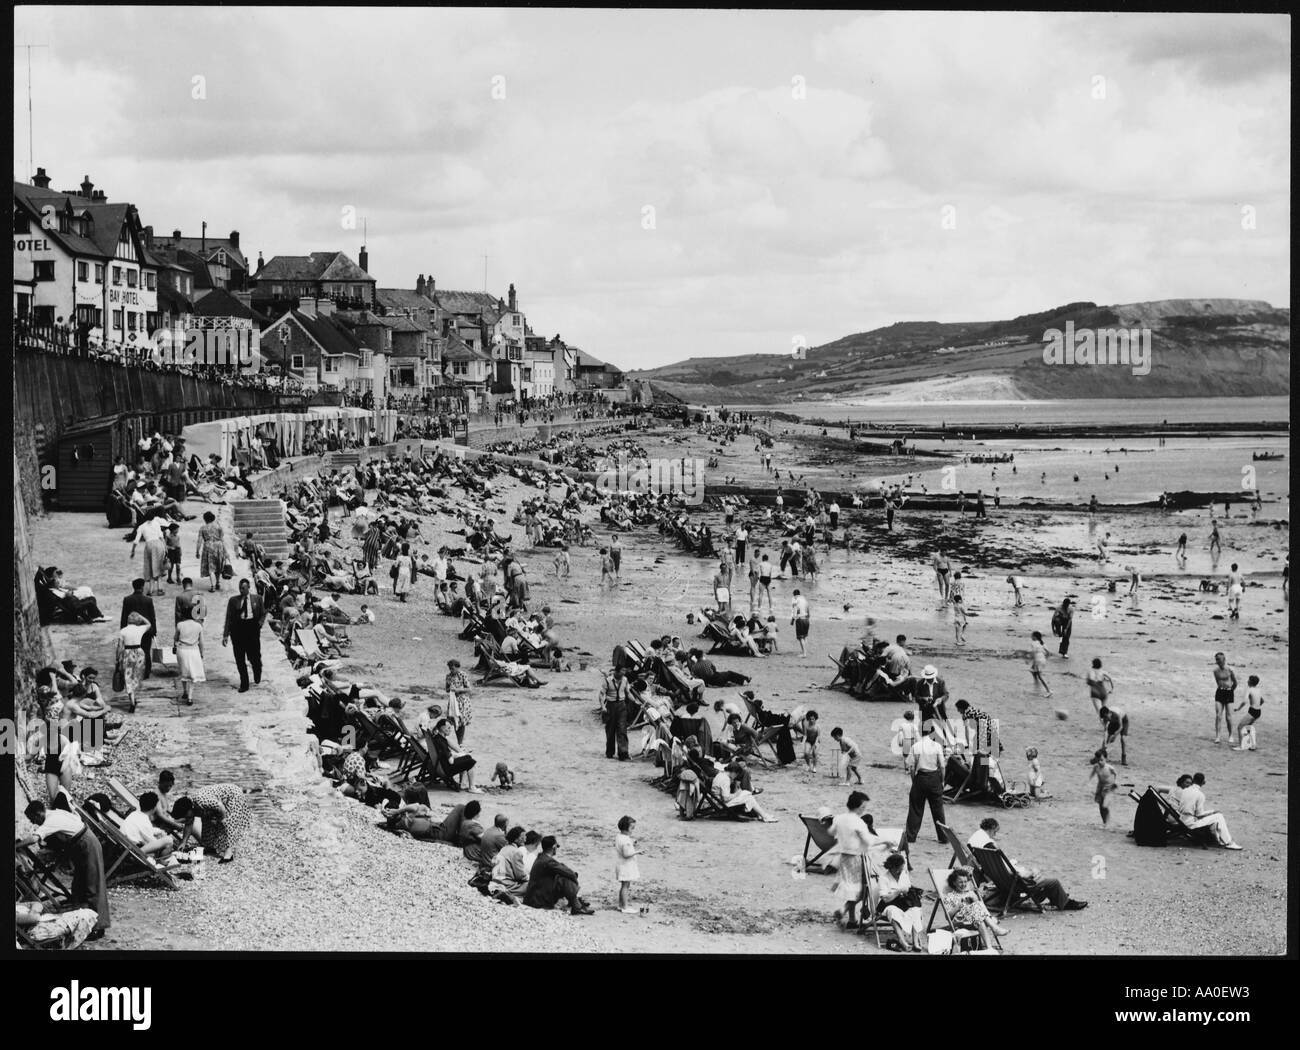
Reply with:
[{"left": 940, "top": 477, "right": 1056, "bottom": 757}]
[
  {"left": 174, "top": 614, "right": 206, "bottom": 706},
  {"left": 393, "top": 543, "right": 414, "bottom": 603},
  {"left": 876, "top": 852, "right": 925, "bottom": 951}
]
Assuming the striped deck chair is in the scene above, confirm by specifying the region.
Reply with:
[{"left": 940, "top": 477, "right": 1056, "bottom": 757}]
[{"left": 925, "top": 867, "right": 1001, "bottom": 953}]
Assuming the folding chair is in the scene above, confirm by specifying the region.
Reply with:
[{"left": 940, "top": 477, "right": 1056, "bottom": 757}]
[
  {"left": 106, "top": 777, "right": 142, "bottom": 817},
  {"left": 859, "top": 853, "right": 895, "bottom": 949},
  {"left": 70, "top": 801, "right": 179, "bottom": 890},
  {"left": 827, "top": 653, "right": 851, "bottom": 690},
  {"left": 799, "top": 814, "right": 839, "bottom": 873},
  {"left": 290, "top": 627, "right": 326, "bottom": 667},
  {"left": 16, "top": 844, "right": 73, "bottom": 911},
  {"left": 350, "top": 709, "right": 405, "bottom": 759},
  {"left": 478, "top": 654, "right": 544, "bottom": 688},
  {"left": 969, "top": 845, "right": 1045, "bottom": 918},
  {"left": 1146, "top": 787, "right": 1218, "bottom": 848},
  {"left": 925, "top": 868, "right": 1000, "bottom": 953},
  {"left": 936, "top": 822, "right": 980, "bottom": 874}
]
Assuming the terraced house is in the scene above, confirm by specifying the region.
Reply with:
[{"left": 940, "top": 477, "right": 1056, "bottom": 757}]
[
  {"left": 13, "top": 169, "right": 158, "bottom": 348},
  {"left": 250, "top": 248, "right": 377, "bottom": 312}
]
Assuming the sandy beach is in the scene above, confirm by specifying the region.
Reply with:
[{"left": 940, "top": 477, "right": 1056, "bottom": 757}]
[{"left": 27, "top": 416, "right": 1289, "bottom": 954}]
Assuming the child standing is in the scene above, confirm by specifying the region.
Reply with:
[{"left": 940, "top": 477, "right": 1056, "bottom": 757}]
[
  {"left": 830, "top": 727, "right": 863, "bottom": 784},
  {"left": 599, "top": 547, "right": 614, "bottom": 588},
  {"left": 1231, "top": 675, "right": 1263, "bottom": 751},
  {"left": 800, "top": 710, "right": 820, "bottom": 771},
  {"left": 1025, "top": 746, "right": 1049, "bottom": 798},
  {"left": 1006, "top": 574, "right": 1024, "bottom": 607},
  {"left": 614, "top": 815, "right": 641, "bottom": 914},
  {"left": 952, "top": 593, "right": 968, "bottom": 645},
  {"left": 553, "top": 544, "right": 571, "bottom": 579},
  {"left": 894, "top": 710, "right": 919, "bottom": 767},
  {"left": 1088, "top": 749, "right": 1117, "bottom": 825},
  {"left": 1029, "top": 631, "right": 1052, "bottom": 697},
  {"left": 165, "top": 523, "right": 183, "bottom": 584}
]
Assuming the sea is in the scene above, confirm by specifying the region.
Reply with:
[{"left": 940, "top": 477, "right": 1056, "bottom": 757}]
[{"left": 734, "top": 395, "right": 1291, "bottom": 428}]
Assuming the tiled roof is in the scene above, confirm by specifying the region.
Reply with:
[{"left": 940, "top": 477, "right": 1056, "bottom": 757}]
[
  {"left": 434, "top": 289, "right": 501, "bottom": 317},
  {"left": 267, "top": 308, "right": 363, "bottom": 357},
  {"left": 254, "top": 252, "right": 375, "bottom": 284},
  {"left": 376, "top": 288, "right": 436, "bottom": 312},
  {"left": 170, "top": 236, "right": 248, "bottom": 271},
  {"left": 441, "top": 337, "right": 491, "bottom": 363},
  {"left": 334, "top": 309, "right": 392, "bottom": 328},
  {"left": 192, "top": 287, "right": 255, "bottom": 320},
  {"left": 13, "top": 183, "right": 128, "bottom": 261}
]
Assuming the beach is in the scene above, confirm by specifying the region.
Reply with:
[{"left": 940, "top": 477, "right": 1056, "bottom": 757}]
[{"left": 27, "top": 412, "right": 1289, "bottom": 954}]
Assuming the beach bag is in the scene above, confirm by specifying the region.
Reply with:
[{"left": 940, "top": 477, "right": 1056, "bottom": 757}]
[
  {"left": 221, "top": 564, "right": 234, "bottom": 580},
  {"left": 112, "top": 659, "right": 126, "bottom": 693}
]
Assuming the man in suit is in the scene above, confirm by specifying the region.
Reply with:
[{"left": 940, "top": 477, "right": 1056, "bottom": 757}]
[
  {"left": 120, "top": 578, "right": 157, "bottom": 678},
  {"left": 222, "top": 578, "right": 265, "bottom": 692}
]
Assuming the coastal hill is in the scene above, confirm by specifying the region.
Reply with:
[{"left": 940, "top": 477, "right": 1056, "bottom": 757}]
[{"left": 634, "top": 299, "right": 1290, "bottom": 403}]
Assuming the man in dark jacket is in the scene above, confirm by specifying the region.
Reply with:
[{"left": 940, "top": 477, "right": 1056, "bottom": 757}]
[
  {"left": 523, "top": 836, "right": 594, "bottom": 915},
  {"left": 429, "top": 800, "right": 482, "bottom": 846},
  {"left": 222, "top": 578, "right": 266, "bottom": 692},
  {"left": 120, "top": 578, "right": 157, "bottom": 678},
  {"left": 465, "top": 812, "right": 508, "bottom": 871}
]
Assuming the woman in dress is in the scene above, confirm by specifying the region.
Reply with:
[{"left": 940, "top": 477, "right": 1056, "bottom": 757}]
[
  {"left": 942, "top": 868, "right": 1009, "bottom": 944},
  {"left": 172, "top": 783, "right": 250, "bottom": 863},
  {"left": 15, "top": 901, "right": 101, "bottom": 950},
  {"left": 196, "top": 511, "right": 229, "bottom": 592},
  {"left": 876, "top": 852, "right": 925, "bottom": 952},
  {"left": 173, "top": 612, "right": 206, "bottom": 706},
  {"left": 116, "top": 612, "right": 151, "bottom": 713},
  {"left": 431, "top": 718, "right": 482, "bottom": 793},
  {"left": 393, "top": 542, "right": 414, "bottom": 603}
]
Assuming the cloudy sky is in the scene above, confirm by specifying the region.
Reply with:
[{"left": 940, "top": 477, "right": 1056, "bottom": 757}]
[{"left": 13, "top": 8, "right": 1290, "bottom": 370}]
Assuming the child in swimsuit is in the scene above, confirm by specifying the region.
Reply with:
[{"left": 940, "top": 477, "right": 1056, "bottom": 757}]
[
  {"left": 1232, "top": 675, "right": 1263, "bottom": 751},
  {"left": 1088, "top": 749, "right": 1117, "bottom": 825}
]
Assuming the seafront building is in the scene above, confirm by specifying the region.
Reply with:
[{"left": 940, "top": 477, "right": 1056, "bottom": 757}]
[{"left": 13, "top": 166, "right": 626, "bottom": 410}]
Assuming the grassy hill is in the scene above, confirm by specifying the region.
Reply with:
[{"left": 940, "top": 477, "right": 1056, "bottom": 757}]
[{"left": 636, "top": 299, "right": 1290, "bottom": 403}]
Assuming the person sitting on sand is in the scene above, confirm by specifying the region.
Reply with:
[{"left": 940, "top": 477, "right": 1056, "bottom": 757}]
[
  {"left": 523, "top": 836, "right": 594, "bottom": 915},
  {"left": 488, "top": 826, "right": 529, "bottom": 904},
  {"left": 688, "top": 648, "right": 751, "bottom": 687}
]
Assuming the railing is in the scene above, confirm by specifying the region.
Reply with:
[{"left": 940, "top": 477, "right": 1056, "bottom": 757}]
[{"left": 11, "top": 318, "right": 304, "bottom": 394}]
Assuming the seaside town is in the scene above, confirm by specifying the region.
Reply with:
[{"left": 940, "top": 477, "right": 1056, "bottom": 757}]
[{"left": 10, "top": 8, "right": 1288, "bottom": 983}]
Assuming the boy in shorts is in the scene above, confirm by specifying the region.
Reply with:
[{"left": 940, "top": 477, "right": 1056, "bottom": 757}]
[
  {"left": 165, "top": 523, "right": 183, "bottom": 583},
  {"left": 829, "top": 727, "right": 863, "bottom": 785}
]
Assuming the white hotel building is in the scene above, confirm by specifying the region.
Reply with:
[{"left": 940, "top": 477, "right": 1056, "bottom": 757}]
[{"left": 13, "top": 170, "right": 157, "bottom": 349}]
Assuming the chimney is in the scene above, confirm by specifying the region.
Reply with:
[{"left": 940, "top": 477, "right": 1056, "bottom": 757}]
[
  {"left": 32, "top": 167, "right": 51, "bottom": 189},
  {"left": 508, "top": 283, "right": 517, "bottom": 311},
  {"left": 143, "top": 225, "right": 154, "bottom": 248},
  {"left": 80, "top": 175, "right": 94, "bottom": 198},
  {"left": 428, "top": 277, "right": 435, "bottom": 297},
  {"left": 298, "top": 297, "right": 317, "bottom": 319},
  {"left": 201, "top": 221, "right": 207, "bottom": 253},
  {"left": 358, "top": 245, "right": 369, "bottom": 274},
  {"left": 416, "top": 275, "right": 426, "bottom": 297},
  {"left": 317, "top": 298, "right": 334, "bottom": 319},
  {"left": 229, "top": 230, "right": 240, "bottom": 251},
  {"left": 93, "top": 190, "right": 107, "bottom": 202},
  {"left": 172, "top": 229, "right": 182, "bottom": 244}
]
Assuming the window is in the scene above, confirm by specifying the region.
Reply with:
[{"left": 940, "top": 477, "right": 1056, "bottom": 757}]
[
  {"left": 34, "top": 305, "right": 55, "bottom": 326},
  {"left": 113, "top": 266, "right": 123, "bottom": 285},
  {"left": 34, "top": 260, "right": 55, "bottom": 281},
  {"left": 112, "top": 309, "right": 123, "bottom": 330},
  {"left": 291, "top": 354, "right": 305, "bottom": 371},
  {"left": 73, "top": 444, "right": 96, "bottom": 462},
  {"left": 94, "top": 264, "right": 104, "bottom": 284},
  {"left": 324, "top": 358, "right": 339, "bottom": 373},
  {"left": 145, "top": 272, "right": 156, "bottom": 291},
  {"left": 127, "top": 312, "right": 137, "bottom": 331},
  {"left": 77, "top": 261, "right": 90, "bottom": 282},
  {"left": 146, "top": 312, "right": 159, "bottom": 331},
  {"left": 14, "top": 209, "right": 30, "bottom": 234},
  {"left": 272, "top": 285, "right": 283, "bottom": 296},
  {"left": 58, "top": 213, "right": 70, "bottom": 233},
  {"left": 127, "top": 270, "right": 138, "bottom": 288},
  {"left": 360, "top": 351, "right": 372, "bottom": 367}
]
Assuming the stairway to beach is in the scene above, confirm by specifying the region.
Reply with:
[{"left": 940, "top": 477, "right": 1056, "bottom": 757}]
[{"left": 228, "top": 498, "right": 292, "bottom": 564}]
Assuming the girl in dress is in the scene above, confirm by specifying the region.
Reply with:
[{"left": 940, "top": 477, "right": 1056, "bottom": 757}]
[
  {"left": 1029, "top": 631, "right": 1052, "bottom": 697},
  {"left": 196, "top": 511, "right": 229, "bottom": 592},
  {"left": 393, "top": 543, "right": 414, "bottom": 603},
  {"left": 615, "top": 815, "right": 642, "bottom": 914},
  {"left": 173, "top": 612, "right": 206, "bottom": 706}
]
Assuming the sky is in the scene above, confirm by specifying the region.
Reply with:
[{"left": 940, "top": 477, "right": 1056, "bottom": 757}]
[{"left": 12, "top": 8, "right": 1291, "bottom": 371}]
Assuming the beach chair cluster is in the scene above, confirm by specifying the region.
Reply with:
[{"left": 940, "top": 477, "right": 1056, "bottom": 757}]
[{"left": 1127, "top": 786, "right": 1218, "bottom": 848}]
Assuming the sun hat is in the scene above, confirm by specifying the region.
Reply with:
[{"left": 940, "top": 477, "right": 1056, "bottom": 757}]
[{"left": 922, "top": 665, "right": 938, "bottom": 680}]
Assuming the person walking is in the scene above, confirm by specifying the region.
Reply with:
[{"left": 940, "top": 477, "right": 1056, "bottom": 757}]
[
  {"left": 173, "top": 612, "right": 206, "bottom": 706},
  {"left": 905, "top": 723, "right": 950, "bottom": 845},
  {"left": 1086, "top": 658, "right": 1114, "bottom": 715},
  {"left": 1054, "top": 597, "right": 1074, "bottom": 657},
  {"left": 1029, "top": 631, "right": 1052, "bottom": 697},
  {"left": 120, "top": 577, "right": 157, "bottom": 680},
  {"left": 222, "top": 578, "right": 265, "bottom": 693},
  {"left": 131, "top": 515, "right": 169, "bottom": 596},
  {"left": 116, "top": 613, "right": 151, "bottom": 713},
  {"left": 790, "top": 589, "right": 811, "bottom": 657},
  {"left": 195, "top": 511, "right": 229, "bottom": 593},
  {"left": 609, "top": 534, "right": 623, "bottom": 578}
]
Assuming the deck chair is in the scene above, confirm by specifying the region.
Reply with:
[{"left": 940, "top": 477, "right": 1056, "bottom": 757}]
[
  {"left": 828, "top": 653, "right": 850, "bottom": 690},
  {"left": 1145, "top": 788, "right": 1218, "bottom": 848},
  {"left": 458, "top": 608, "right": 485, "bottom": 641},
  {"left": 969, "top": 845, "right": 1044, "bottom": 918},
  {"left": 289, "top": 627, "right": 326, "bottom": 666},
  {"left": 699, "top": 618, "right": 732, "bottom": 646},
  {"left": 478, "top": 654, "right": 543, "bottom": 688},
  {"left": 936, "top": 822, "right": 981, "bottom": 876},
  {"left": 925, "top": 868, "right": 1000, "bottom": 953},
  {"left": 16, "top": 844, "right": 73, "bottom": 911},
  {"left": 106, "top": 777, "right": 142, "bottom": 816},
  {"left": 695, "top": 767, "right": 757, "bottom": 822},
  {"left": 859, "top": 853, "right": 896, "bottom": 949},
  {"left": 799, "top": 814, "right": 838, "bottom": 873},
  {"left": 650, "top": 656, "right": 696, "bottom": 706},
  {"left": 71, "top": 800, "right": 179, "bottom": 890},
  {"left": 350, "top": 708, "right": 406, "bottom": 758}
]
